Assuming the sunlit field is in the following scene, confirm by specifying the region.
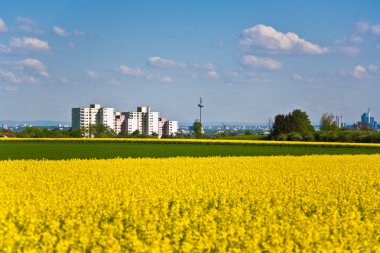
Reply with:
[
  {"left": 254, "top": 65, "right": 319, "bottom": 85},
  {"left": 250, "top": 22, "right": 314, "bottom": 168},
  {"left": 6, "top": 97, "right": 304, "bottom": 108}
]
[
  {"left": 1, "top": 155, "right": 380, "bottom": 252},
  {"left": 1, "top": 138, "right": 380, "bottom": 160}
]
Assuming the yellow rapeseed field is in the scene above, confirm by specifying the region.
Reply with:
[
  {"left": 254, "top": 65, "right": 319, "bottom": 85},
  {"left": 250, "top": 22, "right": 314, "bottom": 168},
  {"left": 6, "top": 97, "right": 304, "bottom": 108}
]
[{"left": 1, "top": 155, "right": 380, "bottom": 252}]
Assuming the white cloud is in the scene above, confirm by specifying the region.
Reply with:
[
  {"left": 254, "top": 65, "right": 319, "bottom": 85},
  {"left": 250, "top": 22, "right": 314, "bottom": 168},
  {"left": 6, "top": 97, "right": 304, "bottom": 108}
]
[
  {"left": 191, "top": 63, "right": 216, "bottom": 71},
  {"left": 106, "top": 78, "right": 121, "bottom": 86},
  {"left": 53, "top": 26, "right": 70, "bottom": 37},
  {"left": 85, "top": 70, "right": 98, "bottom": 79},
  {"left": 292, "top": 73, "right": 327, "bottom": 82},
  {"left": 293, "top": 65, "right": 380, "bottom": 83},
  {"left": 60, "top": 77, "right": 68, "bottom": 83},
  {"left": 68, "top": 42, "right": 75, "bottom": 48},
  {"left": 340, "top": 46, "right": 360, "bottom": 57},
  {"left": 160, "top": 76, "right": 173, "bottom": 84},
  {"left": 352, "top": 65, "right": 368, "bottom": 79},
  {"left": 207, "top": 70, "right": 219, "bottom": 80},
  {"left": 119, "top": 65, "right": 144, "bottom": 77},
  {"left": 20, "top": 58, "right": 49, "bottom": 77},
  {"left": 372, "top": 25, "right": 380, "bottom": 35},
  {"left": 10, "top": 37, "right": 50, "bottom": 51},
  {"left": 240, "top": 24, "right": 329, "bottom": 55},
  {"left": 292, "top": 74, "right": 304, "bottom": 81},
  {"left": 73, "top": 30, "right": 86, "bottom": 36},
  {"left": 356, "top": 21, "right": 370, "bottom": 33},
  {"left": 368, "top": 64, "right": 380, "bottom": 74},
  {"left": 16, "top": 17, "right": 43, "bottom": 33},
  {"left": 357, "top": 21, "right": 380, "bottom": 35},
  {"left": 0, "top": 18, "right": 7, "bottom": 32},
  {"left": 350, "top": 64, "right": 380, "bottom": 79},
  {"left": 0, "top": 70, "right": 22, "bottom": 83},
  {"left": 0, "top": 44, "right": 12, "bottom": 54},
  {"left": 0, "top": 58, "right": 49, "bottom": 84},
  {"left": 0, "top": 69, "right": 38, "bottom": 84},
  {"left": 119, "top": 65, "right": 173, "bottom": 83},
  {"left": 52, "top": 26, "right": 86, "bottom": 37},
  {"left": 2, "top": 86, "right": 19, "bottom": 92},
  {"left": 228, "top": 69, "right": 271, "bottom": 83},
  {"left": 241, "top": 54, "right": 283, "bottom": 70},
  {"left": 349, "top": 35, "right": 363, "bottom": 44},
  {"left": 212, "top": 41, "right": 224, "bottom": 48},
  {"left": 147, "top": 56, "right": 186, "bottom": 68},
  {"left": 336, "top": 34, "right": 363, "bottom": 45}
]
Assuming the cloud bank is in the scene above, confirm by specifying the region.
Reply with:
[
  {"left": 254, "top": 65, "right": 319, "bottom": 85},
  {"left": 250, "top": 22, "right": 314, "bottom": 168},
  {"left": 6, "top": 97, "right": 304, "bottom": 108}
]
[
  {"left": 241, "top": 54, "right": 282, "bottom": 70},
  {"left": 240, "top": 24, "right": 329, "bottom": 55}
]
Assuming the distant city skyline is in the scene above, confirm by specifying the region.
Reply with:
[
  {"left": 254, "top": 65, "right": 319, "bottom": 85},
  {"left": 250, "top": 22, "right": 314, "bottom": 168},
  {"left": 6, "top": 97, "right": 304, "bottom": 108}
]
[{"left": 1, "top": 1, "right": 380, "bottom": 123}]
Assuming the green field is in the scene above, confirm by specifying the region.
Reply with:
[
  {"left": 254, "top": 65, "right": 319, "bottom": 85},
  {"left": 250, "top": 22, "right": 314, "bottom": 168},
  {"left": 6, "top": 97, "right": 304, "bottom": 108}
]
[{"left": 1, "top": 141, "right": 380, "bottom": 160}]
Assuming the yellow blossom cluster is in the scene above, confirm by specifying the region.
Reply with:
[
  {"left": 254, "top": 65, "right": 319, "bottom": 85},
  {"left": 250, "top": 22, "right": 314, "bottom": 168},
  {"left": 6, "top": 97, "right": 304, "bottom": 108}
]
[{"left": 1, "top": 155, "right": 380, "bottom": 252}]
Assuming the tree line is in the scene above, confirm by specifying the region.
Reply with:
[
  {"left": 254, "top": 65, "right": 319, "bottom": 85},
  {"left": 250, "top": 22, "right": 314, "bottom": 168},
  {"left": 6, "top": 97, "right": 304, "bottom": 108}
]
[
  {"left": 0, "top": 124, "right": 174, "bottom": 138},
  {"left": 269, "top": 109, "right": 380, "bottom": 143}
]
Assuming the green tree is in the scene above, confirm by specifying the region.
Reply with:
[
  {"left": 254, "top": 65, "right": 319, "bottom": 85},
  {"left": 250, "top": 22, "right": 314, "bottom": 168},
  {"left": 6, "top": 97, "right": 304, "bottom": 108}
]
[
  {"left": 70, "top": 128, "right": 83, "bottom": 138},
  {"left": 131, "top": 130, "right": 140, "bottom": 136},
  {"left": 320, "top": 113, "right": 338, "bottom": 131},
  {"left": 16, "top": 127, "right": 43, "bottom": 138},
  {"left": 291, "top": 109, "right": 315, "bottom": 133},
  {"left": 193, "top": 120, "right": 203, "bottom": 138},
  {"left": 270, "top": 109, "right": 315, "bottom": 139},
  {"left": 244, "top": 130, "right": 253, "bottom": 135},
  {"left": 81, "top": 124, "right": 116, "bottom": 138}
]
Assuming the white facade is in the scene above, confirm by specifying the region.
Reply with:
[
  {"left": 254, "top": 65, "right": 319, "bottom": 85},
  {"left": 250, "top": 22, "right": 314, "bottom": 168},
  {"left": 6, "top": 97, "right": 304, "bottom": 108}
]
[
  {"left": 72, "top": 104, "right": 115, "bottom": 136},
  {"left": 146, "top": 111, "right": 159, "bottom": 135},
  {"left": 122, "top": 112, "right": 141, "bottom": 134},
  {"left": 158, "top": 118, "right": 166, "bottom": 137},
  {"left": 72, "top": 104, "right": 177, "bottom": 137},
  {"left": 114, "top": 112, "right": 125, "bottom": 134},
  {"left": 163, "top": 120, "right": 178, "bottom": 137},
  {"left": 124, "top": 118, "right": 138, "bottom": 134},
  {"left": 335, "top": 115, "right": 344, "bottom": 128},
  {"left": 122, "top": 106, "right": 159, "bottom": 135},
  {"left": 100, "top": 107, "right": 116, "bottom": 130}
]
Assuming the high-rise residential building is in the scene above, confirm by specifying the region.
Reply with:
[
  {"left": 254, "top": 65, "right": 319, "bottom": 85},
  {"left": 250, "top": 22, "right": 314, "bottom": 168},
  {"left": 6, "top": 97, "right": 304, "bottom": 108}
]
[
  {"left": 163, "top": 120, "right": 178, "bottom": 137},
  {"left": 157, "top": 118, "right": 178, "bottom": 137},
  {"left": 122, "top": 106, "right": 160, "bottom": 135},
  {"left": 158, "top": 118, "right": 167, "bottom": 137},
  {"left": 114, "top": 112, "right": 125, "bottom": 135},
  {"left": 335, "top": 115, "right": 344, "bottom": 128},
  {"left": 72, "top": 104, "right": 178, "bottom": 137},
  {"left": 72, "top": 104, "right": 115, "bottom": 136}
]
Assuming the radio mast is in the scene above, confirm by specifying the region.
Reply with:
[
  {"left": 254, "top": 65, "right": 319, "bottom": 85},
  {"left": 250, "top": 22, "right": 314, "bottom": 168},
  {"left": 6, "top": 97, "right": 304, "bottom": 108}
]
[{"left": 198, "top": 96, "right": 204, "bottom": 124}]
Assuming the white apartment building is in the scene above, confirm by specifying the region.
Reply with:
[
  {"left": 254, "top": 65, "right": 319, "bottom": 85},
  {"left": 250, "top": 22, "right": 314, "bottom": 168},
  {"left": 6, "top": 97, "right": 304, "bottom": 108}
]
[
  {"left": 72, "top": 104, "right": 178, "bottom": 137},
  {"left": 158, "top": 118, "right": 167, "bottom": 137},
  {"left": 122, "top": 106, "right": 159, "bottom": 135},
  {"left": 114, "top": 112, "right": 125, "bottom": 135},
  {"left": 72, "top": 104, "right": 115, "bottom": 135},
  {"left": 158, "top": 118, "right": 179, "bottom": 137},
  {"left": 163, "top": 120, "right": 178, "bottom": 137}
]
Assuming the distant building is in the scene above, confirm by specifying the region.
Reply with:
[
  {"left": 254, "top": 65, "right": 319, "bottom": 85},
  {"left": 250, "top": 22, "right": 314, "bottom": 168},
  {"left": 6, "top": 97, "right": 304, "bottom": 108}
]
[
  {"left": 335, "top": 115, "right": 345, "bottom": 128},
  {"left": 72, "top": 104, "right": 178, "bottom": 137},
  {"left": 158, "top": 118, "right": 167, "bottom": 137},
  {"left": 360, "top": 107, "right": 378, "bottom": 130},
  {"left": 1, "top": 123, "right": 8, "bottom": 130},
  {"left": 114, "top": 112, "right": 126, "bottom": 135},
  {"left": 163, "top": 120, "right": 178, "bottom": 137},
  {"left": 122, "top": 106, "right": 159, "bottom": 136},
  {"left": 72, "top": 104, "right": 115, "bottom": 136}
]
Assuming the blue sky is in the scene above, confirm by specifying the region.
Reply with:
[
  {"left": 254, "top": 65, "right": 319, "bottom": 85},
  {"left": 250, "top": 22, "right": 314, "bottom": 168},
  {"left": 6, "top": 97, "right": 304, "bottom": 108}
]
[{"left": 1, "top": 1, "right": 380, "bottom": 124}]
